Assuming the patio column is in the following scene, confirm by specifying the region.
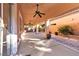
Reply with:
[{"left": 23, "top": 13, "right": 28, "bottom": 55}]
[
  {"left": 0, "top": 3, "right": 4, "bottom": 56},
  {"left": 36, "top": 24, "right": 39, "bottom": 33},
  {"left": 7, "top": 4, "right": 18, "bottom": 56},
  {"left": 45, "top": 20, "right": 50, "bottom": 33}
]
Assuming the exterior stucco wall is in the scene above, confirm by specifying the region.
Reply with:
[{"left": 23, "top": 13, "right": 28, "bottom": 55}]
[{"left": 48, "top": 11, "right": 79, "bottom": 35}]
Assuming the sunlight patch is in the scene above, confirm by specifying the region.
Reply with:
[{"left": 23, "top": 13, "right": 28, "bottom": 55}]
[{"left": 35, "top": 46, "right": 52, "bottom": 52}]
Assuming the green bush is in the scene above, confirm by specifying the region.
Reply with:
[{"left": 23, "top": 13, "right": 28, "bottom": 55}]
[{"left": 58, "top": 25, "right": 74, "bottom": 35}]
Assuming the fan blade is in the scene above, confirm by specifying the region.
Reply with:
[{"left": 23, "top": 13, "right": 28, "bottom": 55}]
[
  {"left": 33, "top": 13, "right": 37, "bottom": 17},
  {"left": 40, "top": 12, "right": 45, "bottom": 15},
  {"left": 38, "top": 13, "right": 42, "bottom": 18}
]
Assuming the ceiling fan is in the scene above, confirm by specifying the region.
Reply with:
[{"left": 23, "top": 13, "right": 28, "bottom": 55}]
[{"left": 33, "top": 4, "right": 45, "bottom": 18}]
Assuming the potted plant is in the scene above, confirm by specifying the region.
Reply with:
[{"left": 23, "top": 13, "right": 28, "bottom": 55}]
[
  {"left": 55, "top": 32, "right": 58, "bottom": 35},
  {"left": 58, "top": 25, "right": 74, "bottom": 36}
]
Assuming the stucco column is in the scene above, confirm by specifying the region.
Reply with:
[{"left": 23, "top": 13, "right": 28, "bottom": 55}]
[
  {"left": 0, "top": 3, "right": 4, "bottom": 56},
  {"left": 7, "top": 4, "right": 18, "bottom": 56},
  {"left": 36, "top": 24, "right": 39, "bottom": 33},
  {"left": 45, "top": 20, "right": 50, "bottom": 33},
  {"left": 33, "top": 26, "right": 35, "bottom": 32},
  {"left": 0, "top": 18, "right": 4, "bottom": 56}
]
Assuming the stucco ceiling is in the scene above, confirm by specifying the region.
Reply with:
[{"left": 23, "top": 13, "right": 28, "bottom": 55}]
[{"left": 18, "top": 3, "right": 79, "bottom": 25}]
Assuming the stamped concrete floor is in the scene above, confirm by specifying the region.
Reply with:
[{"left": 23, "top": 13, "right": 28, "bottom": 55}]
[{"left": 18, "top": 32, "right": 79, "bottom": 56}]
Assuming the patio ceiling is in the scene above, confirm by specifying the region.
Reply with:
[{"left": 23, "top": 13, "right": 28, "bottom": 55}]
[{"left": 18, "top": 3, "right": 79, "bottom": 25}]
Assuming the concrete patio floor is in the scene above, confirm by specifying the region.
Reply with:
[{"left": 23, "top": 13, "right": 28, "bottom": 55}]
[{"left": 18, "top": 32, "right": 79, "bottom": 56}]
